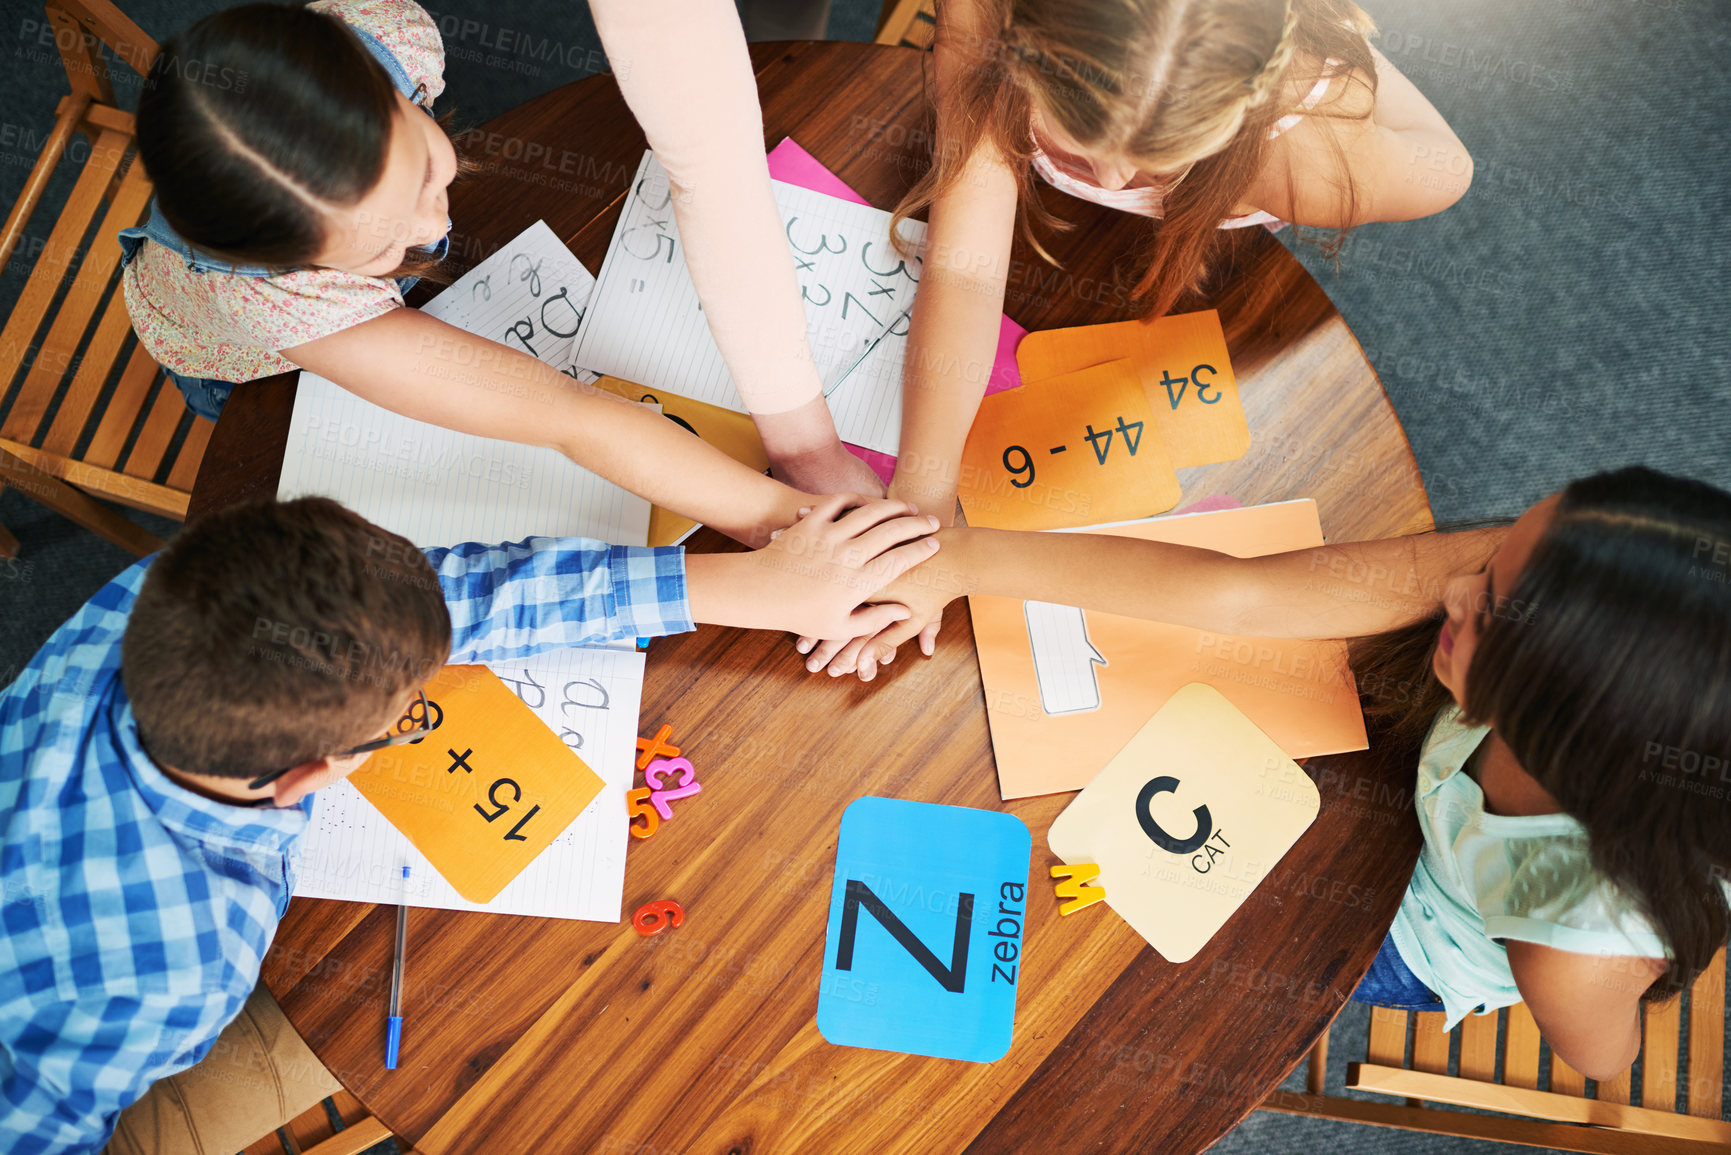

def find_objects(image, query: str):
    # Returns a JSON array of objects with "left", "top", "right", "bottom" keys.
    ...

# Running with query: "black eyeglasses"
[{"left": 246, "top": 690, "right": 440, "bottom": 791}]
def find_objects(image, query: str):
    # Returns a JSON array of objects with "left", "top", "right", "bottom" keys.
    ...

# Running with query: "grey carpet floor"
[{"left": 1, "top": 1, "right": 1727, "bottom": 1152}]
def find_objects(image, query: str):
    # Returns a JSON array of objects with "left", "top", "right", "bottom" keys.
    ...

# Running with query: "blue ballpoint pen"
[{"left": 385, "top": 865, "right": 409, "bottom": 1069}]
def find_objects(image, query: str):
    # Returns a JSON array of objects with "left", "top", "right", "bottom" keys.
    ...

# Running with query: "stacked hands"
[{"left": 738, "top": 494, "right": 958, "bottom": 680}]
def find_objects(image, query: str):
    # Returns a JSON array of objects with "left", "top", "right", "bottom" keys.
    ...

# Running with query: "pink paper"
[{"left": 767, "top": 139, "right": 1026, "bottom": 484}]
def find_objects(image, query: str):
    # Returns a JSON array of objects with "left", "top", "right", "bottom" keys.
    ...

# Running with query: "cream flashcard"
[{"left": 1047, "top": 684, "right": 1320, "bottom": 963}]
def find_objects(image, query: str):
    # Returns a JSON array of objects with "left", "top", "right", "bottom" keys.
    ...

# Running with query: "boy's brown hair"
[{"left": 122, "top": 497, "right": 451, "bottom": 778}]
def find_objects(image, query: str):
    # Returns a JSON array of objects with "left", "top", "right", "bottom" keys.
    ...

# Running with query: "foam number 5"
[
  {"left": 626, "top": 786, "right": 660, "bottom": 840},
  {"left": 644, "top": 756, "right": 702, "bottom": 821}
]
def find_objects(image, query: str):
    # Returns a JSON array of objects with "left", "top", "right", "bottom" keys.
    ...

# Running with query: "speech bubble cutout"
[{"left": 1025, "top": 601, "right": 1108, "bottom": 715}]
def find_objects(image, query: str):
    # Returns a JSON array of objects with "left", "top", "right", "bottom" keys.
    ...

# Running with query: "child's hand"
[
  {"left": 747, "top": 495, "right": 940, "bottom": 640},
  {"left": 795, "top": 544, "right": 969, "bottom": 680}
]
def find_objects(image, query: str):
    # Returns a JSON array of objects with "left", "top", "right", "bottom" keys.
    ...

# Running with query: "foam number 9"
[{"left": 1003, "top": 445, "right": 1036, "bottom": 489}]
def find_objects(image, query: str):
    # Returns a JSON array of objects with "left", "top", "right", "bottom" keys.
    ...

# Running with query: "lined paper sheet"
[
  {"left": 277, "top": 222, "right": 650, "bottom": 549},
  {"left": 277, "top": 221, "right": 652, "bottom": 921},
  {"left": 293, "top": 646, "right": 643, "bottom": 921},
  {"left": 573, "top": 151, "right": 928, "bottom": 455}
]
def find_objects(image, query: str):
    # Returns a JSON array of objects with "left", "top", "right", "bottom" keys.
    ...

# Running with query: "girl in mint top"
[{"left": 822, "top": 465, "right": 1731, "bottom": 1083}]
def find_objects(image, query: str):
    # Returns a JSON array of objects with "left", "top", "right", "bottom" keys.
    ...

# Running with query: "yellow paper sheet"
[
  {"left": 349, "top": 665, "right": 606, "bottom": 903},
  {"left": 1047, "top": 683, "right": 1320, "bottom": 963},
  {"left": 971, "top": 500, "right": 1368, "bottom": 800},
  {"left": 956, "top": 359, "right": 1182, "bottom": 530},
  {"left": 594, "top": 375, "right": 771, "bottom": 546},
  {"left": 1016, "top": 309, "right": 1249, "bottom": 468}
]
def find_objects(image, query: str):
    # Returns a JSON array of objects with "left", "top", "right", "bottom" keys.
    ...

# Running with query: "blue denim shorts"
[
  {"left": 164, "top": 369, "right": 235, "bottom": 422},
  {"left": 1352, "top": 933, "right": 1444, "bottom": 1010}
]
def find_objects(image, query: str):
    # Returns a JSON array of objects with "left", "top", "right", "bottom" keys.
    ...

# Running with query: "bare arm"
[
  {"left": 888, "top": 0, "right": 1020, "bottom": 522},
  {"left": 1243, "top": 47, "right": 1474, "bottom": 226},
  {"left": 915, "top": 524, "right": 1506, "bottom": 637},
  {"left": 587, "top": 0, "right": 878, "bottom": 495},
  {"left": 284, "top": 309, "right": 809, "bottom": 545},
  {"left": 1506, "top": 941, "right": 1660, "bottom": 1082}
]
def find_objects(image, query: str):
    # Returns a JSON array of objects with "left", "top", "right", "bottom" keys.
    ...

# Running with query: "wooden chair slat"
[
  {"left": 1642, "top": 996, "right": 1681, "bottom": 1112},
  {"left": 1347, "top": 1064, "right": 1731, "bottom": 1146},
  {"left": 55, "top": 93, "right": 136, "bottom": 136},
  {"left": 0, "top": 437, "right": 187, "bottom": 519},
  {"left": 45, "top": 0, "right": 157, "bottom": 76},
  {"left": 84, "top": 342, "right": 157, "bottom": 468},
  {"left": 300, "top": 1116, "right": 391, "bottom": 1155},
  {"left": 1600, "top": 1063, "right": 1634, "bottom": 1106},
  {"left": 1412, "top": 1011, "right": 1450, "bottom": 1075},
  {"left": 874, "top": 0, "right": 936, "bottom": 49},
  {"left": 0, "top": 444, "right": 161, "bottom": 554},
  {"left": 240, "top": 1131, "right": 289, "bottom": 1155},
  {"left": 328, "top": 1090, "right": 369, "bottom": 1127},
  {"left": 0, "top": 93, "right": 89, "bottom": 274},
  {"left": 1366, "top": 1006, "right": 1408, "bottom": 1066},
  {"left": 1459, "top": 1010, "right": 1498, "bottom": 1082},
  {"left": 37, "top": 158, "right": 154, "bottom": 455},
  {"left": 1686, "top": 948, "right": 1725, "bottom": 1118},
  {"left": 283, "top": 1098, "right": 337, "bottom": 1152},
  {"left": 1552, "top": 1051, "right": 1588, "bottom": 1098},
  {"left": 120, "top": 383, "right": 185, "bottom": 480},
  {"left": 45, "top": 3, "right": 114, "bottom": 104},
  {"left": 164, "top": 415, "right": 213, "bottom": 492},
  {"left": 1504, "top": 1001, "right": 1542, "bottom": 1090},
  {"left": 1265, "top": 1089, "right": 1727, "bottom": 1155},
  {"left": 0, "top": 126, "right": 130, "bottom": 436}
]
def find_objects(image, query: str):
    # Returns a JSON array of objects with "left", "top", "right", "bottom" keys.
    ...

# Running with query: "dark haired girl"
[
  {"left": 820, "top": 465, "right": 1731, "bottom": 1079},
  {"left": 120, "top": 0, "right": 816, "bottom": 544}
]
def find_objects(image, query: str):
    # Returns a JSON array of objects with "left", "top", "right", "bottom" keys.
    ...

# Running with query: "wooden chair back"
[
  {"left": 0, "top": 0, "right": 208, "bottom": 559},
  {"left": 875, "top": 0, "right": 937, "bottom": 49},
  {"left": 239, "top": 1091, "right": 393, "bottom": 1155},
  {"left": 1262, "top": 946, "right": 1729, "bottom": 1153}
]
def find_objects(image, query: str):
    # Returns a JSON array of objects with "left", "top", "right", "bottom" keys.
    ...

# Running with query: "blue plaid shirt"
[{"left": 0, "top": 538, "right": 689, "bottom": 1154}]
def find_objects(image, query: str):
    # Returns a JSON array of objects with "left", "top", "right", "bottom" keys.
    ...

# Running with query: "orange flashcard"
[
  {"left": 348, "top": 665, "right": 606, "bottom": 902},
  {"left": 1016, "top": 309, "right": 1249, "bottom": 468},
  {"left": 956, "top": 358, "right": 1182, "bottom": 530},
  {"left": 970, "top": 500, "right": 1368, "bottom": 799}
]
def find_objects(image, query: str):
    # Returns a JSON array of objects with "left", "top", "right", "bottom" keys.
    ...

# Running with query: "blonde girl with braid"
[{"left": 812, "top": 0, "right": 1473, "bottom": 673}]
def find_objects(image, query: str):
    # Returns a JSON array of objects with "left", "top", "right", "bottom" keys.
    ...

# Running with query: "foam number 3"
[
  {"left": 644, "top": 756, "right": 701, "bottom": 821},
  {"left": 475, "top": 777, "right": 542, "bottom": 843}
]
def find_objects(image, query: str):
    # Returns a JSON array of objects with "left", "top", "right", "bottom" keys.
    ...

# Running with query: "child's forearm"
[
  {"left": 929, "top": 525, "right": 1506, "bottom": 637},
  {"left": 288, "top": 310, "right": 809, "bottom": 546}
]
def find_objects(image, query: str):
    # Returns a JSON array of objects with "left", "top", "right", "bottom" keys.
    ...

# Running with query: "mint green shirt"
[{"left": 1390, "top": 707, "right": 1679, "bottom": 1028}]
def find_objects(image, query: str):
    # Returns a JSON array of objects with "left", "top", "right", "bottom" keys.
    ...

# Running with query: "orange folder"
[
  {"left": 956, "top": 358, "right": 1182, "bottom": 530},
  {"left": 1016, "top": 309, "right": 1249, "bottom": 468},
  {"left": 349, "top": 665, "right": 606, "bottom": 903},
  {"left": 970, "top": 500, "right": 1368, "bottom": 800}
]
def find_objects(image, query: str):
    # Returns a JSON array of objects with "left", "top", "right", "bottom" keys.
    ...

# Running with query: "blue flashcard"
[{"left": 817, "top": 797, "right": 1032, "bottom": 1062}]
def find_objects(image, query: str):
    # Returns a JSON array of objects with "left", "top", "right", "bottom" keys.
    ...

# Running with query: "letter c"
[{"left": 1137, "top": 776, "right": 1212, "bottom": 854}]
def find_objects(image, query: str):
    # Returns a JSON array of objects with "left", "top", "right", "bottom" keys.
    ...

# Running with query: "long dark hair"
[
  {"left": 892, "top": 0, "right": 1377, "bottom": 318},
  {"left": 136, "top": 3, "right": 449, "bottom": 278},
  {"left": 1354, "top": 467, "right": 1731, "bottom": 1001}
]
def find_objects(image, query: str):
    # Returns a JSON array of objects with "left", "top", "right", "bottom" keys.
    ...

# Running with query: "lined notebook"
[
  {"left": 277, "top": 221, "right": 652, "bottom": 920},
  {"left": 573, "top": 151, "right": 926, "bottom": 455}
]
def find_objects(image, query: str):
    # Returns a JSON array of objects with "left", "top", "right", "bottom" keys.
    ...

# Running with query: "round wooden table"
[{"left": 193, "top": 40, "right": 1434, "bottom": 1155}]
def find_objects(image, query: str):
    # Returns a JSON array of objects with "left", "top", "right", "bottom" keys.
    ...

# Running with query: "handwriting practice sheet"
[
  {"left": 277, "top": 221, "right": 649, "bottom": 548},
  {"left": 573, "top": 151, "right": 927, "bottom": 455},
  {"left": 294, "top": 646, "right": 644, "bottom": 920}
]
